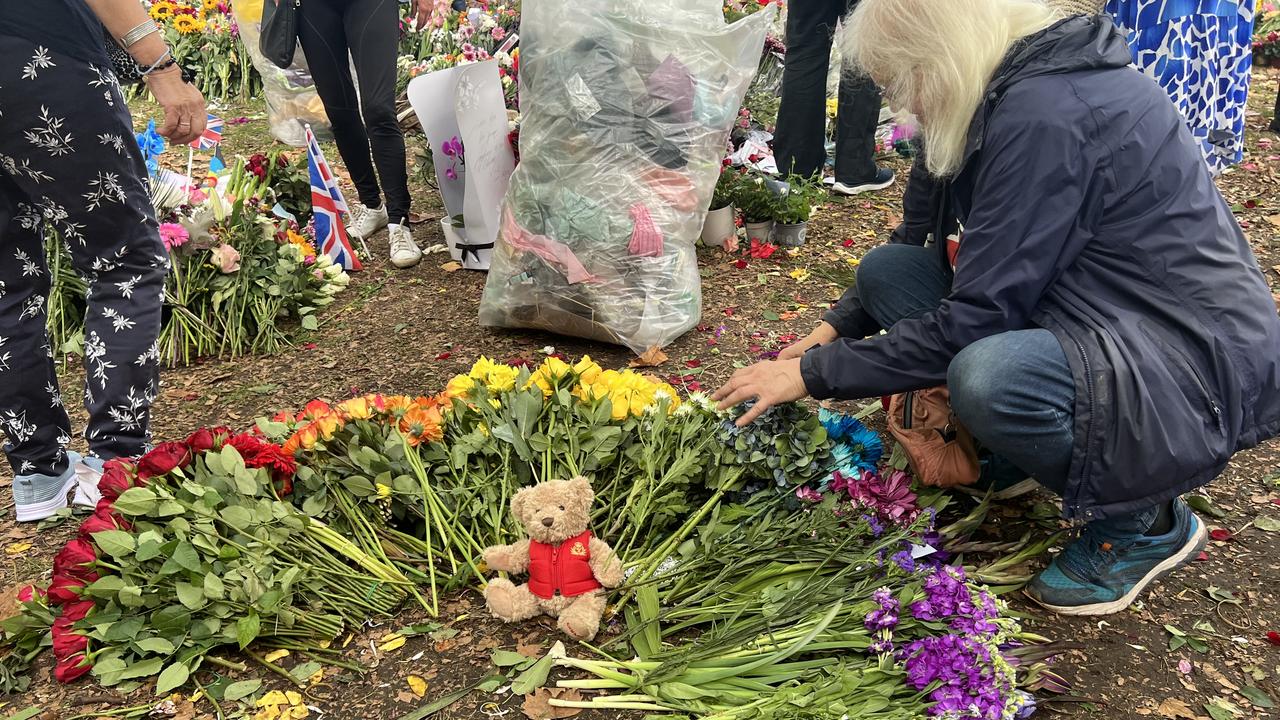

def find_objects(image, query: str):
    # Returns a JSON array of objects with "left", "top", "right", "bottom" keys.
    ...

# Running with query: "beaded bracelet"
[{"left": 141, "top": 49, "right": 176, "bottom": 76}]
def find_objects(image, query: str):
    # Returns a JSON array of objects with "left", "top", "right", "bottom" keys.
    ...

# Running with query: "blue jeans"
[{"left": 855, "top": 245, "right": 1158, "bottom": 531}]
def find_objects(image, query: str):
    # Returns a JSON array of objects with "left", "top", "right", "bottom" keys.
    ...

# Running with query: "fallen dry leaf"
[
  {"left": 629, "top": 346, "right": 669, "bottom": 368},
  {"left": 522, "top": 688, "right": 584, "bottom": 720},
  {"left": 5, "top": 543, "right": 31, "bottom": 555},
  {"left": 1157, "top": 698, "right": 1198, "bottom": 720},
  {"left": 378, "top": 633, "right": 407, "bottom": 652},
  {"left": 263, "top": 649, "right": 290, "bottom": 663},
  {"left": 516, "top": 638, "right": 544, "bottom": 657},
  {"left": 441, "top": 261, "right": 463, "bottom": 272},
  {"left": 407, "top": 675, "right": 428, "bottom": 698}
]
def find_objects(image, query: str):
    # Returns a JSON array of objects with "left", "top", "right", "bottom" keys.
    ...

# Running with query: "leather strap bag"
[
  {"left": 260, "top": 0, "right": 300, "bottom": 70},
  {"left": 887, "top": 386, "right": 980, "bottom": 488}
]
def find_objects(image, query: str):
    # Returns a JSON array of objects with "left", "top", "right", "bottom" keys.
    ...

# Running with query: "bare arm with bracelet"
[{"left": 85, "top": 0, "right": 206, "bottom": 145}]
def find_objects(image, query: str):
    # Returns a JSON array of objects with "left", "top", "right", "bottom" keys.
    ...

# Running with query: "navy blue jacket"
[{"left": 800, "top": 16, "right": 1280, "bottom": 521}]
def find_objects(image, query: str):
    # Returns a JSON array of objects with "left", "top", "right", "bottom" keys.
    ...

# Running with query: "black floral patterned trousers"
[{"left": 0, "top": 36, "right": 167, "bottom": 477}]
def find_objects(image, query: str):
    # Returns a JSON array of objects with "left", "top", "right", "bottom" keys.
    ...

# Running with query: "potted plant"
[
  {"left": 734, "top": 171, "right": 779, "bottom": 244},
  {"left": 701, "top": 164, "right": 740, "bottom": 248},
  {"left": 771, "top": 174, "right": 822, "bottom": 247}
]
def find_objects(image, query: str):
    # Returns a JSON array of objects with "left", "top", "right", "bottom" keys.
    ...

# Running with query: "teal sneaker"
[
  {"left": 1026, "top": 498, "right": 1206, "bottom": 615},
  {"left": 13, "top": 450, "right": 82, "bottom": 522}
]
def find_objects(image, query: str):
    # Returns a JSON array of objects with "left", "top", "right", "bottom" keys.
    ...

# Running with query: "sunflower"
[
  {"left": 202, "top": 0, "right": 219, "bottom": 11},
  {"left": 172, "top": 14, "right": 205, "bottom": 34},
  {"left": 149, "top": 1, "right": 176, "bottom": 21}
]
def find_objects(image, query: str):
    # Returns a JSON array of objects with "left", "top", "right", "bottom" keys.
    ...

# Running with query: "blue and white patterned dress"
[{"left": 1105, "top": 0, "right": 1256, "bottom": 173}]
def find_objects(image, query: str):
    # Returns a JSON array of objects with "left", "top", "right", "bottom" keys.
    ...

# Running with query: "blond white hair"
[{"left": 840, "top": 0, "right": 1062, "bottom": 177}]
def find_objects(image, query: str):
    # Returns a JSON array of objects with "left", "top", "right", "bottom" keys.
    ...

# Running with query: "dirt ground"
[{"left": 1, "top": 72, "right": 1278, "bottom": 720}]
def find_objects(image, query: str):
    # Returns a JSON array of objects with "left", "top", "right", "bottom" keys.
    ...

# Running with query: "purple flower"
[
  {"left": 837, "top": 469, "right": 920, "bottom": 526},
  {"left": 900, "top": 634, "right": 1014, "bottom": 719},
  {"left": 869, "top": 637, "right": 895, "bottom": 654},
  {"left": 891, "top": 550, "right": 916, "bottom": 573},
  {"left": 864, "top": 587, "right": 900, "bottom": 631},
  {"left": 794, "top": 485, "right": 822, "bottom": 503},
  {"left": 445, "top": 167, "right": 458, "bottom": 181},
  {"left": 862, "top": 513, "right": 885, "bottom": 537}
]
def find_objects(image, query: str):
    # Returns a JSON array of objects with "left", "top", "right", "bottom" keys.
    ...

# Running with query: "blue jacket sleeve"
[{"left": 801, "top": 109, "right": 1098, "bottom": 400}]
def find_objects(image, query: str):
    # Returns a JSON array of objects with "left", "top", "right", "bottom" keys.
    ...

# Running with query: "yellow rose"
[
  {"left": 528, "top": 356, "right": 572, "bottom": 396},
  {"left": 445, "top": 374, "right": 476, "bottom": 400},
  {"left": 336, "top": 396, "right": 372, "bottom": 420},
  {"left": 573, "top": 355, "right": 603, "bottom": 385}
]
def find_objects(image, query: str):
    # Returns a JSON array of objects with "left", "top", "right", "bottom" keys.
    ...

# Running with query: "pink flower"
[
  {"left": 492, "top": 26, "right": 507, "bottom": 41},
  {"left": 158, "top": 223, "right": 189, "bottom": 252},
  {"left": 210, "top": 244, "right": 241, "bottom": 274},
  {"left": 795, "top": 486, "right": 822, "bottom": 502}
]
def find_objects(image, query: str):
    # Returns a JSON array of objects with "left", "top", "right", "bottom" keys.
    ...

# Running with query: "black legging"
[{"left": 297, "top": 0, "right": 410, "bottom": 223}]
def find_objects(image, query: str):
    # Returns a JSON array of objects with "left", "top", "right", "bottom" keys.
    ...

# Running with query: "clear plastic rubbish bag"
[
  {"left": 231, "top": 0, "right": 332, "bottom": 147},
  {"left": 478, "top": 0, "right": 773, "bottom": 354}
]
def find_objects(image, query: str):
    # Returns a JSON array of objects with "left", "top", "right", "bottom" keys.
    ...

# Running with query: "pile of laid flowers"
[
  {"left": 144, "top": 0, "right": 263, "bottom": 101},
  {"left": 46, "top": 128, "right": 348, "bottom": 366},
  {"left": 0, "top": 357, "right": 1063, "bottom": 719},
  {"left": 396, "top": 0, "right": 522, "bottom": 113}
]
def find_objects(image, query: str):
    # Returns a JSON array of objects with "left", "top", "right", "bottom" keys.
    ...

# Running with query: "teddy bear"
[{"left": 482, "top": 476, "right": 624, "bottom": 641}]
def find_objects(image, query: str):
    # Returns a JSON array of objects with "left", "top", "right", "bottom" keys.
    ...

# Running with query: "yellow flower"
[
  {"left": 149, "top": 1, "right": 176, "bottom": 21},
  {"left": 375, "top": 483, "right": 392, "bottom": 501},
  {"left": 527, "top": 356, "right": 571, "bottom": 396},
  {"left": 336, "top": 396, "right": 373, "bottom": 420},
  {"left": 573, "top": 355, "right": 602, "bottom": 385},
  {"left": 203, "top": 0, "right": 219, "bottom": 10},
  {"left": 789, "top": 268, "right": 811, "bottom": 282},
  {"left": 468, "top": 356, "right": 518, "bottom": 392},
  {"left": 445, "top": 374, "right": 476, "bottom": 400},
  {"left": 173, "top": 14, "right": 205, "bottom": 34}
]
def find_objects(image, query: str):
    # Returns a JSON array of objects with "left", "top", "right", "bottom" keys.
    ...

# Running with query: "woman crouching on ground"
[{"left": 714, "top": 0, "right": 1280, "bottom": 615}]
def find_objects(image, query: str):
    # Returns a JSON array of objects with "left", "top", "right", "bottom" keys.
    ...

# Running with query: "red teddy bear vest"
[{"left": 527, "top": 530, "right": 602, "bottom": 600}]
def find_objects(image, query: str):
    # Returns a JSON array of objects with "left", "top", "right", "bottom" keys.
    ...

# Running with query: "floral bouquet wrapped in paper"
[{"left": 478, "top": 0, "right": 773, "bottom": 354}]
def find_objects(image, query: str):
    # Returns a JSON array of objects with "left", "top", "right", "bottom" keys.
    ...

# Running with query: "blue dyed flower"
[
  {"left": 135, "top": 119, "right": 166, "bottom": 177},
  {"left": 820, "top": 409, "right": 884, "bottom": 474}
]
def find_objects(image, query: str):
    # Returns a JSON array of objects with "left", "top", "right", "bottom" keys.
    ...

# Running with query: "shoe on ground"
[
  {"left": 831, "top": 168, "right": 896, "bottom": 196},
  {"left": 388, "top": 223, "right": 423, "bottom": 269},
  {"left": 13, "top": 450, "right": 83, "bottom": 522},
  {"left": 73, "top": 455, "right": 104, "bottom": 508},
  {"left": 347, "top": 202, "right": 389, "bottom": 240},
  {"left": 1025, "top": 498, "right": 1206, "bottom": 616}
]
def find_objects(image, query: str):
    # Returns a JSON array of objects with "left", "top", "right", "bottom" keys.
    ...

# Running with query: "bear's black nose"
[{"left": 541, "top": 517, "right": 554, "bottom": 527}]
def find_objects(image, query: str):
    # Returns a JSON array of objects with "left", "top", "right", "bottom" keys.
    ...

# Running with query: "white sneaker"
[
  {"left": 388, "top": 223, "right": 423, "bottom": 268},
  {"left": 347, "top": 203, "right": 389, "bottom": 240},
  {"left": 13, "top": 451, "right": 82, "bottom": 523}
]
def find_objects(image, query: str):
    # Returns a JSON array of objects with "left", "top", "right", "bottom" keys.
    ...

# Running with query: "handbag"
[
  {"left": 101, "top": 25, "right": 144, "bottom": 86},
  {"left": 260, "top": 0, "right": 300, "bottom": 70},
  {"left": 886, "top": 386, "right": 980, "bottom": 489}
]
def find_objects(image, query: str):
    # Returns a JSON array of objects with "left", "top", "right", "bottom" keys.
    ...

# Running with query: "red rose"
[
  {"left": 53, "top": 539, "right": 97, "bottom": 579},
  {"left": 16, "top": 585, "right": 43, "bottom": 603},
  {"left": 51, "top": 623, "right": 88, "bottom": 657},
  {"left": 54, "top": 653, "right": 92, "bottom": 683},
  {"left": 227, "top": 432, "right": 265, "bottom": 459},
  {"left": 78, "top": 507, "right": 129, "bottom": 537},
  {"left": 137, "top": 442, "right": 193, "bottom": 480},
  {"left": 186, "top": 428, "right": 216, "bottom": 453},
  {"left": 60, "top": 600, "right": 94, "bottom": 623},
  {"left": 47, "top": 574, "right": 91, "bottom": 605},
  {"left": 98, "top": 460, "right": 136, "bottom": 502}
]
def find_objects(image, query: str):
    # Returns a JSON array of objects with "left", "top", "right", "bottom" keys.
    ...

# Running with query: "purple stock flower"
[
  {"left": 910, "top": 565, "right": 1002, "bottom": 638},
  {"left": 864, "top": 587, "right": 900, "bottom": 632},
  {"left": 891, "top": 550, "right": 916, "bottom": 573},
  {"left": 900, "top": 634, "right": 1015, "bottom": 719}
]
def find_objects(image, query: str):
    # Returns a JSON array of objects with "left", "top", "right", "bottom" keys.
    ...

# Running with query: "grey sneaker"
[
  {"left": 13, "top": 450, "right": 82, "bottom": 522},
  {"left": 347, "top": 202, "right": 389, "bottom": 240}
]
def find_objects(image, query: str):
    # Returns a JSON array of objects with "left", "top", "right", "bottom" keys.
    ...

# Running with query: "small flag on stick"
[{"left": 305, "top": 124, "right": 362, "bottom": 271}]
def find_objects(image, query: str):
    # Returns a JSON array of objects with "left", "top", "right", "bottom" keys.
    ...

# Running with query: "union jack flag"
[
  {"left": 305, "top": 124, "right": 362, "bottom": 271},
  {"left": 188, "top": 114, "right": 224, "bottom": 150}
]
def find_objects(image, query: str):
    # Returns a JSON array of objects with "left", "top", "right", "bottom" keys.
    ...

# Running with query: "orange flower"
[
  {"left": 286, "top": 422, "right": 321, "bottom": 453},
  {"left": 399, "top": 400, "right": 443, "bottom": 446},
  {"left": 363, "top": 393, "right": 388, "bottom": 414},
  {"left": 313, "top": 412, "right": 343, "bottom": 441},
  {"left": 299, "top": 399, "right": 333, "bottom": 422},
  {"left": 384, "top": 395, "right": 414, "bottom": 415}
]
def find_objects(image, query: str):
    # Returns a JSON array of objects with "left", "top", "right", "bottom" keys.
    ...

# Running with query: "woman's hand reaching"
[
  {"left": 713, "top": 358, "right": 810, "bottom": 427},
  {"left": 777, "top": 321, "right": 838, "bottom": 361},
  {"left": 145, "top": 67, "right": 206, "bottom": 145}
]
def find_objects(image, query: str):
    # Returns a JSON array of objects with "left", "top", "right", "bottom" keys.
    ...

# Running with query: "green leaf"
[
  {"left": 172, "top": 542, "right": 203, "bottom": 573},
  {"left": 85, "top": 575, "right": 126, "bottom": 599},
  {"left": 155, "top": 662, "right": 190, "bottom": 694},
  {"left": 509, "top": 654, "right": 552, "bottom": 694},
  {"left": 301, "top": 315, "right": 318, "bottom": 331},
  {"left": 151, "top": 607, "right": 192, "bottom": 635},
  {"left": 1204, "top": 698, "right": 1242, "bottom": 720},
  {"left": 1164, "top": 624, "right": 1186, "bottom": 637},
  {"left": 104, "top": 618, "right": 145, "bottom": 643},
  {"left": 340, "top": 476, "right": 376, "bottom": 497},
  {"left": 475, "top": 674, "right": 506, "bottom": 693},
  {"left": 113, "top": 486, "right": 159, "bottom": 516},
  {"left": 219, "top": 506, "right": 255, "bottom": 530},
  {"left": 289, "top": 661, "right": 323, "bottom": 684},
  {"left": 136, "top": 539, "right": 163, "bottom": 562},
  {"left": 118, "top": 657, "right": 165, "bottom": 680},
  {"left": 204, "top": 573, "right": 226, "bottom": 600},
  {"left": 220, "top": 444, "right": 246, "bottom": 473},
  {"left": 1185, "top": 494, "right": 1227, "bottom": 519},
  {"left": 91, "top": 529, "right": 137, "bottom": 559},
  {"left": 1254, "top": 515, "right": 1280, "bottom": 532},
  {"left": 237, "top": 612, "right": 260, "bottom": 649},
  {"left": 762, "top": 310, "right": 780, "bottom": 321},
  {"left": 176, "top": 582, "right": 206, "bottom": 610},
  {"left": 223, "top": 679, "right": 263, "bottom": 701},
  {"left": 490, "top": 650, "right": 529, "bottom": 668},
  {"left": 1242, "top": 686, "right": 1275, "bottom": 709},
  {"left": 5, "top": 708, "right": 44, "bottom": 720},
  {"left": 135, "top": 637, "right": 176, "bottom": 655}
]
